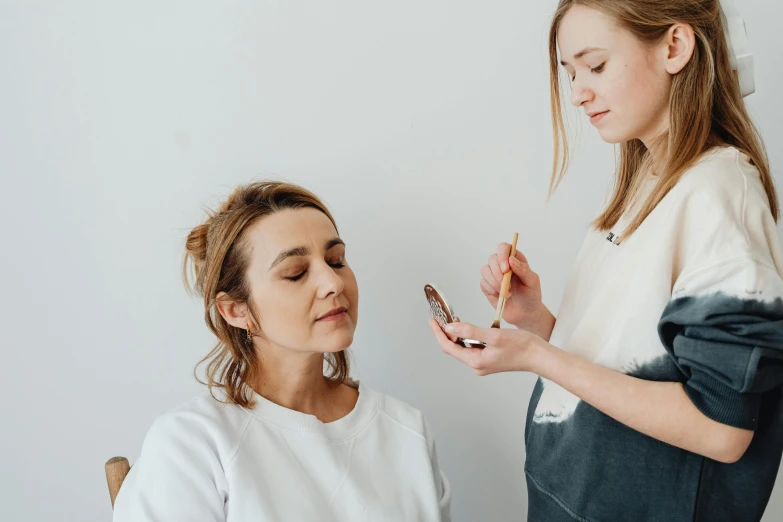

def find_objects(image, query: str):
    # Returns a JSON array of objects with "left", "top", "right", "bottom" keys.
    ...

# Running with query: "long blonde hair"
[
  {"left": 548, "top": 0, "right": 778, "bottom": 238},
  {"left": 183, "top": 181, "right": 351, "bottom": 408}
]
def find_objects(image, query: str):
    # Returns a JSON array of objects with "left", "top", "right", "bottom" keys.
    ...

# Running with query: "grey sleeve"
[{"left": 658, "top": 260, "right": 783, "bottom": 430}]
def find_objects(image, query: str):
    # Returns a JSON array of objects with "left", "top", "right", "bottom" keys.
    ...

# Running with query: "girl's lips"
[{"left": 589, "top": 110, "right": 609, "bottom": 124}]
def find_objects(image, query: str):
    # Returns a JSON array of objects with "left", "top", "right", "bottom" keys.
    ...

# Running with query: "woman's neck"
[{"left": 250, "top": 345, "right": 356, "bottom": 423}]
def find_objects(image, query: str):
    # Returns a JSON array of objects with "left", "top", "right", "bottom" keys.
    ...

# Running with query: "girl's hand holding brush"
[{"left": 480, "top": 237, "right": 556, "bottom": 341}]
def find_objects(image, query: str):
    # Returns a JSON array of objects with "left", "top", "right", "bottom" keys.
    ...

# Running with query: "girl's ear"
[{"left": 663, "top": 23, "right": 696, "bottom": 75}]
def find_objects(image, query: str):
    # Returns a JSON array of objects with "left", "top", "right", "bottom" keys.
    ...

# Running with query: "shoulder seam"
[
  {"left": 675, "top": 253, "right": 777, "bottom": 291},
  {"left": 734, "top": 149, "right": 753, "bottom": 250},
  {"left": 378, "top": 409, "right": 426, "bottom": 442},
  {"left": 224, "top": 412, "right": 254, "bottom": 470}
]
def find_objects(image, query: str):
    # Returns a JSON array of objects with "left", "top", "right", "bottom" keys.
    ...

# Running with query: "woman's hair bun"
[{"left": 185, "top": 222, "right": 210, "bottom": 264}]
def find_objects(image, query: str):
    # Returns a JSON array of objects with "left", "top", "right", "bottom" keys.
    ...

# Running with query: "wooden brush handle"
[
  {"left": 499, "top": 233, "right": 519, "bottom": 298},
  {"left": 492, "top": 233, "right": 519, "bottom": 327}
]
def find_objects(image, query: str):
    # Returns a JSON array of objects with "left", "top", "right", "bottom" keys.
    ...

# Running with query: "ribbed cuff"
[{"left": 685, "top": 371, "right": 761, "bottom": 430}]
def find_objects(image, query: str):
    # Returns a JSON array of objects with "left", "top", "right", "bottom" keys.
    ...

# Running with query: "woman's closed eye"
[
  {"left": 285, "top": 271, "right": 306, "bottom": 282},
  {"left": 285, "top": 260, "right": 346, "bottom": 282}
]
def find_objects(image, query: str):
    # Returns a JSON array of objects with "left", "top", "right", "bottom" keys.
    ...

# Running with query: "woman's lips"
[
  {"left": 319, "top": 311, "right": 347, "bottom": 322},
  {"left": 317, "top": 307, "right": 348, "bottom": 322}
]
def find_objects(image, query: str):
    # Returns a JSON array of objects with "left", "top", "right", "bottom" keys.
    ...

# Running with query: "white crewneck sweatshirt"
[{"left": 113, "top": 381, "right": 451, "bottom": 521}]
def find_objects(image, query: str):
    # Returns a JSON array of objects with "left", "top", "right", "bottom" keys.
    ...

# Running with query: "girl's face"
[
  {"left": 241, "top": 207, "right": 359, "bottom": 356},
  {"left": 557, "top": 5, "right": 674, "bottom": 146}
]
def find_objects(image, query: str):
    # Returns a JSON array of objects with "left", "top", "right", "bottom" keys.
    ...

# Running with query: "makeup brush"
[{"left": 491, "top": 232, "right": 519, "bottom": 329}]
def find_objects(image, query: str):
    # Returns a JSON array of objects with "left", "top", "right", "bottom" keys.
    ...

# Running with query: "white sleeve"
[
  {"left": 113, "top": 412, "right": 229, "bottom": 522},
  {"left": 424, "top": 419, "right": 452, "bottom": 522}
]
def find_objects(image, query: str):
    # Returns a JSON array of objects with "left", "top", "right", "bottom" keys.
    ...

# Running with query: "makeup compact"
[
  {"left": 424, "top": 284, "right": 486, "bottom": 348},
  {"left": 425, "top": 232, "right": 519, "bottom": 348}
]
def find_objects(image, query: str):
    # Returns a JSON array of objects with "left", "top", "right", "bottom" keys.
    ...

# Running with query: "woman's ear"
[
  {"left": 216, "top": 291, "right": 251, "bottom": 330},
  {"left": 664, "top": 22, "right": 696, "bottom": 75}
]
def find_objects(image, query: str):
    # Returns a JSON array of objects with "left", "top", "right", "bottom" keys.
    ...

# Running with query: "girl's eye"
[
  {"left": 591, "top": 62, "right": 605, "bottom": 74},
  {"left": 329, "top": 261, "right": 346, "bottom": 269}
]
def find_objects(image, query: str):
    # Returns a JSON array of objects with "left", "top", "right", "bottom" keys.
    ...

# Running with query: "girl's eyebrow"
[{"left": 560, "top": 47, "right": 605, "bottom": 66}]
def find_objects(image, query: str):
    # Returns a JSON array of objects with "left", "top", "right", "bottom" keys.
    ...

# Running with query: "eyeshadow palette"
[{"left": 424, "top": 284, "right": 486, "bottom": 348}]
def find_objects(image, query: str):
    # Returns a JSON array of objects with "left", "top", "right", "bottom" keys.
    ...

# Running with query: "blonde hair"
[
  {"left": 548, "top": 0, "right": 778, "bottom": 238},
  {"left": 183, "top": 181, "right": 350, "bottom": 408}
]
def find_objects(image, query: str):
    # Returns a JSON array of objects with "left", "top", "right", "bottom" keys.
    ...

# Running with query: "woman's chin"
[{"left": 321, "top": 330, "right": 355, "bottom": 353}]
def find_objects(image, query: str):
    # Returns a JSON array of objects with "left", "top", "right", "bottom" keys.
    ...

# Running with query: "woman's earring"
[{"left": 246, "top": 327, "right": 253, "bottom": 346}]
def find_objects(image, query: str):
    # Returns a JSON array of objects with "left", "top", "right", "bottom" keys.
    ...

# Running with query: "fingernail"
[
  {"left": 510, "top": 257, "right": 519, "bottom": 266},
  {"left": 444, "top": 324, "right": 457, "bottom": 334},
  {"left": 501, "top": 262, "right": 509, "bottom": 272}
]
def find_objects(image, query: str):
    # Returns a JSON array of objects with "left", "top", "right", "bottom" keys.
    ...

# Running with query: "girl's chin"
[{"left": 598, "top": 129, "right": 628, "bottom": 144}]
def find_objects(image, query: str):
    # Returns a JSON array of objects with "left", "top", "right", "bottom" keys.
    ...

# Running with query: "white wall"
[{"left": 1, "top": 1, "right": 781, "bottom": 521}]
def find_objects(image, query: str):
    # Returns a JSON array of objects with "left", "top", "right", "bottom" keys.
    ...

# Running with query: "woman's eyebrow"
[
  {"left": 268, "top": 238, "right": 344, "bottom": 270},
  {"left": 269, "top": 246, "right": 310, "bottom": 270},
  {"left": 325, "top": 238, "right": 345, "bottom": 250}
]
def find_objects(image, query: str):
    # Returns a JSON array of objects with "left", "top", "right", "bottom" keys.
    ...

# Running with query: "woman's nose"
[{"left": 315, "top": 263, "right": 345, "bottom": 298}]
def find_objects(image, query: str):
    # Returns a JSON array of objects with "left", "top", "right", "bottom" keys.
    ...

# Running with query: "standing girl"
[{"left": 430, "top": 1, "right": 783, "bottom": 521}]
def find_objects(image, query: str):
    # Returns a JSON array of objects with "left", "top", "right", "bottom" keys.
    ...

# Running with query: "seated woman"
[{"left": 113, "top": 181, "right": 451, "bottom": 521}]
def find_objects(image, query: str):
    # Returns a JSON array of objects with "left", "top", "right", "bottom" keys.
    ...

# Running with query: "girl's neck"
[{"left": 641, "top": 131, "right": 669, "bottom": 176}]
